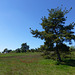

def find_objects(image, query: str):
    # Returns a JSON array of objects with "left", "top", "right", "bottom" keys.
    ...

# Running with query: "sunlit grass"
[{"left": 0, "top": 52, "right": 75, "bottom": 75}]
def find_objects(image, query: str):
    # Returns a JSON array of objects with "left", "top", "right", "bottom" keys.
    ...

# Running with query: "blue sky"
[{"left": 0, "top": 0, "right": 75, "bottom": 52}]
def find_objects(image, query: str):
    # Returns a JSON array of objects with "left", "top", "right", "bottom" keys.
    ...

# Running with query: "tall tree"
[{"left": 30, "top": 7, "right": 75, "bottom": 62}]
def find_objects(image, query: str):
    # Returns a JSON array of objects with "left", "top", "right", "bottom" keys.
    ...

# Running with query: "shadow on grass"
[{"left": 57, "top": 59, "right": 75, "bottom": 67}]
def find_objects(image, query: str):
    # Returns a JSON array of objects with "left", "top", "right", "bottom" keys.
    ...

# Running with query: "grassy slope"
[{"left": 0, "top": 52, "right": 75, "bottom": 75}]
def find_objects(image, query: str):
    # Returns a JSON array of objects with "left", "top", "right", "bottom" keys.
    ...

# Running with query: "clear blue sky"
[{"left": 0, "top": 0, "right": 75, "bottom": 52}]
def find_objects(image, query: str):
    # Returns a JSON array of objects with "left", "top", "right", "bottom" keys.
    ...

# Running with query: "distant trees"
[
  {"left": 2, "top": 43, "right": 40, "bottom": 53},
  {"left": 15, "top": 48, "right": 21, "bottom": 53},
  {"left": 21, "top": 43, "right": 29, "bottom": 52},
  {"left": 2, "top": 48, "right": 12, "bottom": 53},
  {"left": 2, "top": 43, "right": 30, "bottom": 53},
  {"left": 2, "top": 48, "right": 8, "bottom": 53},
  {"left": 15, "top": 43, "right": 29, "bottom": 53},
  {"left": 7, "top": 50, "right": 12, "bottom": 53},
  {"left": 30, "top": 7, "right": 75, "bottom": 62}
]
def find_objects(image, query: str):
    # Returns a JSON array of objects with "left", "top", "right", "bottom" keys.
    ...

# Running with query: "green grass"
[{"left": 0, "top": 52, "right": 75, "bottom": 75}]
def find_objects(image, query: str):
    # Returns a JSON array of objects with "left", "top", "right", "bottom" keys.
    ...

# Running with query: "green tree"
[
  {"left": 16, "top": 48, "right": 21, "bottom": 53},
  {"left": 69, "top": 46, "right": 75, "bottom": 51},
  {"left": 38, "top": 45, "right": 48, "bottom": 52},
  {"left": 30, "top": 7, "right": 75, "bottom": 62},
  {"left": 21, "top": 43, "right": 29, "bottom": 52},
  {"left": 2, "top": 48, "right": 8, "bottom": 53},
  {"left": 7, "top": 50, "right": 12, "bottom": 53},
  {"left": 2, "top": 48, "right": 12, "bottom": 53}
]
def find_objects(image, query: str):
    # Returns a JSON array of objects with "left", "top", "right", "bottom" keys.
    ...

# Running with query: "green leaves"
[{"left": 30, "top": 6, "right": 75, "bottom": 49}]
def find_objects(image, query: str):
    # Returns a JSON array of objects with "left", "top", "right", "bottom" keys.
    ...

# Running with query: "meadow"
[{"left": 0, "top": 52, "right": 75, "bottom": 75}]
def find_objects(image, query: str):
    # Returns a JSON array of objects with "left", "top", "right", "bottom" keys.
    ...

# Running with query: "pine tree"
[{"left": 30, "top": 7, "right": 75, "bottom": 62}]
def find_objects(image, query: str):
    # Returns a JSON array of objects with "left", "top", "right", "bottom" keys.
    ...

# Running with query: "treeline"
[
  {"left": 2, "top": 43, "right": 40, "bottom": 53},
  {"left": 2, "top": 43, "right": 75, "bottom": 54}
]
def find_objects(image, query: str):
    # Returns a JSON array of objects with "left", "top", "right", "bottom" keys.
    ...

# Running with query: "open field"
[{"left": 0, "top": 52, "right": 75, "bottom": 75}]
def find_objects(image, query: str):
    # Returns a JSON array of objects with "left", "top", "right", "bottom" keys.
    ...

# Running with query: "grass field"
[{"left": 0, "top": 52, "right": 75, "bottom": 75}]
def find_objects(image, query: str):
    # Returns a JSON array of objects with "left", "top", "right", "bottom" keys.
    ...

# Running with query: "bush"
[
  {"left": 69, "top": 46, "right": 75, "bottom": 52},
  {"left": 41, "top": 44, "right": 71, "bottom": 60},
  {"left": 27, "top": 50, "right": 31, "bottom": 52},
  {"left": 15, "top": 48, "right": 21, "bottom": 53},
  {"left": 41, "top": 50, "right": 57, "bottom": 60}
]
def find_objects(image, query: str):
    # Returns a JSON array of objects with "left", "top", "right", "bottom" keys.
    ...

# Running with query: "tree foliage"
[
  {"left": 21, "top": 43, "right": 29, "bottom": 52},
  {"left": 30, "top": 7, "right": 75, "bottom": 61},
  {"left": 2, "top": 48, "right": 12, "bottom": 53},
  {"left": 69, "top": 46, "right": 75, "bottom": 52},
  {"left": 16, "top": 48, "right": 21, "bottom": 53}
]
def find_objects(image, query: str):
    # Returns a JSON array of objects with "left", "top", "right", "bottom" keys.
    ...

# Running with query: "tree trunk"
[{"left": 56, "top": 44, "right": 62, "bottom": 62}]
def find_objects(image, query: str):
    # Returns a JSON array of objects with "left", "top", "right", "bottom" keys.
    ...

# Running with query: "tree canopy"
[
  {"left": 30, "top": 7, "right": 75, "bottom": 61},
  {"left": 21, "top": 43, "right": 29, "bottom": 52}
]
